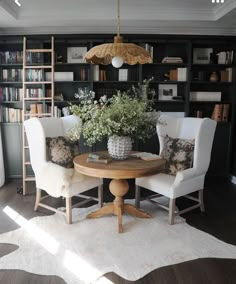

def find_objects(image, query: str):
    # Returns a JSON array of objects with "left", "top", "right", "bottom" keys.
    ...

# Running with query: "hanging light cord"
[{"left": 117, "top": 0, "right": 120, "bottom": 36}]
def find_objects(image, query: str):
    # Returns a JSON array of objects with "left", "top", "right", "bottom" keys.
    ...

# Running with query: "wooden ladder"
[{"left": 22, "top": 36, "right": 55, "bottom": 195}]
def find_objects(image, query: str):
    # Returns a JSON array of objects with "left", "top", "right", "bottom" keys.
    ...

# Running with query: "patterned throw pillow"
[
  {"left": 46, "top": 136, "right": 79, "bottom": 168},
  {"left": 161, "top": 135, "right": 195, "bottom": 176}
]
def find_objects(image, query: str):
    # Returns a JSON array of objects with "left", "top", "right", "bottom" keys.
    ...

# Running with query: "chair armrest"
[{"left": 174, "top": 168, "right": 199, "bottom": 183}]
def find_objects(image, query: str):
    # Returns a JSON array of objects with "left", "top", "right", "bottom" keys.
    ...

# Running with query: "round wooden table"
[{"left": 74, "top": 152, "right": 166, "bottom": 233}]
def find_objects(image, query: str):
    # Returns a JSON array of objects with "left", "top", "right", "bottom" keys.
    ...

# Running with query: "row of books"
[
  {"left": 169, "top": 68, "right": 187, "bottom": 81},
  {"left": 191, "top": 68, "right": 232, "bottom": 82},
  {"left": 0, "top": 51, "right": 23, "bottom": 64},
  {"left": 0, "top": 87, "right": 23, "bottom": 102},
  {"left": 145, "top": 43, "right": 154, "bottom": 60},
  {"left": 211, "top": 104, "right": 230, "bottom": 122},
  {"left": 29, "top": 104, "right": 62, "bottom": 118},
  {"left": 1, "top": 107, "right": 22, "bottom": 122},
  {"left": 217, "top": 51, "right": 234, "bottom": 64},
  {"left": 1, "top": 69, "right": 22, "bottom": 82},
  {"left": 26, "top": 69, "right": 43, "bottom": 82}
]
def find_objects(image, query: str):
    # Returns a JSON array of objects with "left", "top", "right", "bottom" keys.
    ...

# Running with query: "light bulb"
[{"left": 112, "top": 56, "right": 124, "bottom": 68}]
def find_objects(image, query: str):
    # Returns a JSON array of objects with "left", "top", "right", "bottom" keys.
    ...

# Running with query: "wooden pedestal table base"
[
  {"left": 73, "top": 152, "right": 165, "bottom": 233},
  {"left": 87, "top": 179, "right": 151, "bottom": 233}
]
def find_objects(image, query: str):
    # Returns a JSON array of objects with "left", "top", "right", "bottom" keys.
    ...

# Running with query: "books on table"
[
  {"left": 130, "top": 152, "right": 162, "bottom": 161},
  {"left": 87, "top": 153, "right": 112, "bottom": 164}
]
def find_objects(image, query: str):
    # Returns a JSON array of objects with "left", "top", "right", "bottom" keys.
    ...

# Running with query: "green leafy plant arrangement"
[{"left": 70, "top": 89, "right": 162, "bottom": 147}]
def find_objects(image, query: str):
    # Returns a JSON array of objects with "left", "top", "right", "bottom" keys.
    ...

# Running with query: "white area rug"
[{"left": 0, "top": 200, "right": 236, "bottom": 284}]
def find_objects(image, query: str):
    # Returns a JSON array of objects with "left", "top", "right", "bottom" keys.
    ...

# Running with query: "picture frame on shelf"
[
  {"left": 67, "top": 47, "right": 87, "bottom": 63},
  {"left": 193, "top": 48, "right": 213, "bottom": 64},
  {"left": 158, "top": 84, "right": 177, "bottom": 101}
]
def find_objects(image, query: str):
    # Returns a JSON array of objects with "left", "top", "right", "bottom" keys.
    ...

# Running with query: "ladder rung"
[
  {"left": 24, "top": 177, "right": 35, "bottom": 181},
  {"left": 24, "top": 65, "right": 53, "bottom": 69},
  {"left": 24, "top": 161, "right": 31, "bottom": 165},
  {"left": 24, "top": 81, "right": 53, "bottom": 85},
  {"left": 24, "top": 146, "right": 29, "bottom": 149},
  {"left": 24, "top": 97, "right": 53, "bottom": 101},
  {"left": 24, "top": 113, "right": 52, "bottom": 117},
  {"left": 26, "top": 49, "right": 53, "bottom": 53}
]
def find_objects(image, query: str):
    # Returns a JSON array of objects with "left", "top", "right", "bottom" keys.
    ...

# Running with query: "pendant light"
[{"left": 84, "top": 0, "right": 153, "bottom": 68}]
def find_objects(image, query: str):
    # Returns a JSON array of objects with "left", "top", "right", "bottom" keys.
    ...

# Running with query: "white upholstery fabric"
[
  {"left": 24, "top": 116, "right": 102, "bottom": 198},
  {"left": 136, "top": 115, "right": 216, "bottom": 199},
  {"left": 0, "top": 127, "right": 5, "bottom": 187}
]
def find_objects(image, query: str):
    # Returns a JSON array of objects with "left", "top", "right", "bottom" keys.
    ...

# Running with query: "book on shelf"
[
  {"left": 99, "top": 69, "right": 107, "bottom": 81},
  {"left": 93, "top": 65, "right": 99, "bottom": 81},
  {"left": 80, "top": 68, "right": 87, "bottom": 81},
  {"left": 220, "top": 68, "right": 232, "bottom": 82},
  {"left": 118, "top": 69, "right": 128, "bottom": 81},
  {"left": 222, "top": 104, "right": 230, "bottom": 122},
  {"left": 30, "top": 104, "right": 37, "bottom": 117},
  {"left": 145, "top": 43, "right": 153, "bottom": 59},
  {"left": 36, "top": 104, "right": 43, "bottom": 117},
  {"left": 211, "top": 104, "right": 223, "bottom": 122},
  {"left": 87, "top": 153, "right": 112, "bottom": 164},
  {"left": 195, "top": 110, "right": 203, "bottom": 118}
]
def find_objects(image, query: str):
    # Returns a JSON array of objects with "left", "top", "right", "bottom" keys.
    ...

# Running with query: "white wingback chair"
[
  {"left": 24, "top": 115, "right": 103, "bottom": 224},
  {"left": 135, "top": 115, "right": 217, "bottom": 225}
]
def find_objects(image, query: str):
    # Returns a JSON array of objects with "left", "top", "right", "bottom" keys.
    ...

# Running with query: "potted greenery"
[{"left": 70, "top": 88, "right": 162, "bottom": 160}]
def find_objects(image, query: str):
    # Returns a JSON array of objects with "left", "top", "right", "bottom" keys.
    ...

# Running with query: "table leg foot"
[
  {"left": 124, "top": 204, "right": 152, "bottom": 218},
  {"left": 87, "top": 203, "right": 114, "bottom": 218},
  {"left": 117, "top": 205, "right": 123, "bottom": 233}
]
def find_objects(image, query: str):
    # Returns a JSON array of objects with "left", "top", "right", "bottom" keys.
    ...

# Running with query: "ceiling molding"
[
  {"left": 1, "top": 25, "right": 235, "bottom": 36},
  {"left": 0, "top": 0, "right": 18, "bottom": 19},
  {"left": 214, "top": 0, "right": 236, "bottom": 20}
]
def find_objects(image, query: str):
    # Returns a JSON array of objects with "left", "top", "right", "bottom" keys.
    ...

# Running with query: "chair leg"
[
  {"left": 135, "top": 185, "right": 141, "bottom": 208},
  {"left": 34, "top": 188, "right": 41, "bottom": 211},
  {"left": 199, "top": 189, "right": 205, "bottom": 212},
  {"left": 98, "top": 184, "right": 103, "bottom": 208},
  {"left": 66, "top": 197, "right": 72, "bottom": 224},
  {"left": 169, "top": 198, "right": 176, "bottom": 225}
]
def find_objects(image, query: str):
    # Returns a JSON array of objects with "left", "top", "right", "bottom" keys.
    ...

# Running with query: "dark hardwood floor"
[{"left": 0, "top": 177, "right": 236, "bottom": 284}]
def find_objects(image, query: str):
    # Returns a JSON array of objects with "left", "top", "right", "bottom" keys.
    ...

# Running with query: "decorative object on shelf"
[
  {"left": 209, "top": 71, "right": 218, "bottom": 82},
  {"left": 107, "top": 136, "right": 132, "bottom": 160},
  {"left": 128, "top": 77, "right": 155, "bottom": 100},
  {"left": 158, "top": 84, "right": 177, "bottom": 101},
  {"left": 193, "top": 48, "right": 213, "bottom": 64},
  {"left": 70, "top": 89, "right": 163, "bottom": 157},
  {"left": 84, "top": 0, "right": 152, "bottom": 68},
  {"left": 67, "top": 47, "right": 87, "bottom": 63}
]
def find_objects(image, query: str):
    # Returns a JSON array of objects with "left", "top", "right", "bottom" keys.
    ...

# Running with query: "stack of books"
[
  {"left": 87, "top": 153, "right": 112, "bottom": 164},
  {"left": 129, "top": 152, "right": 162, "bottom": 161},
  {"left": 211, "top": 104, "right": 230, "bottom": 122},
  {"left": 162, "top": 57, "right": 183, "bottom": 63}
]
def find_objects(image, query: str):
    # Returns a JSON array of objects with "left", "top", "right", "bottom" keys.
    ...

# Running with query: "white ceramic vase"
[{"left": 107, "top": 136, "right": 132, "bottom": 160}]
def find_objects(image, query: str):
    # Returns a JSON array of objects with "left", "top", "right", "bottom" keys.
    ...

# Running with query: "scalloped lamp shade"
[{"left": 84, "top": 36, "right": 153, "bottom": 65}]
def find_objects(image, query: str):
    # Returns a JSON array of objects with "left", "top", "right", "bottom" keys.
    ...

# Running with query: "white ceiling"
[{"left": 0, "top": 0, "right": 236, "bottom": 35}]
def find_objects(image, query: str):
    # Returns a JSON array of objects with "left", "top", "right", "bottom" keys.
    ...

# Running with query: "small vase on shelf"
[
  {"left": 209, "top": 72, "right": 218, "bottom": 82},
  {"left": 107, "top": 136, "right": 132, "bottom": 160}
]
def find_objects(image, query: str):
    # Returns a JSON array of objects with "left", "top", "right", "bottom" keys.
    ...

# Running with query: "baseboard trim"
[{"left": 230, "top": 175, "right": 236, "bottom": 184}]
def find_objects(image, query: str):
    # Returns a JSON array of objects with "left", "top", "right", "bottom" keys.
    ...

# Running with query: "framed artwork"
[
  {"left": 158, "top": 84, "right": 177, "bottom": 101},
  {"left": 67, "top": 47, "right": 87, "bottom": 63},
  {"left": 193, "top": 48, "right": 213, "bottom": 64}
]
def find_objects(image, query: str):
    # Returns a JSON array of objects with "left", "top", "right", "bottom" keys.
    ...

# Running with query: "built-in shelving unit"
[{"left": 0, "top": 34, "right": 236, "bottom": 180}]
